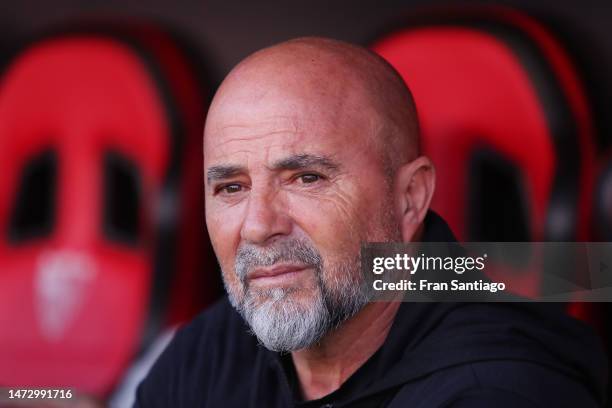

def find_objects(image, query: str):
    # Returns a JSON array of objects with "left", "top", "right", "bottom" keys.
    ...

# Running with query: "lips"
[{"left": 248, "top": 264, "right": 310, "bottom": 281}]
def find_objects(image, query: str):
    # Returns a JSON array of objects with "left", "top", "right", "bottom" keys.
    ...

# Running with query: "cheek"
[
  {"left": 287, "top": 180, "right": 394, "bottom": 261},
  {"left": 206, "top": 204, "right": 243, "bottom": 283},
  {"left": 287, "top": 190, "right": 365, "bottom": 260},
  {"left": 288, "top": 198, "right": 365, "bottom": 292}
]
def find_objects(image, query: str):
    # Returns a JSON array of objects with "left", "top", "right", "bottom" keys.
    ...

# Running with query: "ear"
[{"left": 394, "top": 156, "right": 436, "bottom": 242}]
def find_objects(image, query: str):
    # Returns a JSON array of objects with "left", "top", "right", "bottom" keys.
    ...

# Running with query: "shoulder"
[
  {"left": 390, "top": 360, "right": 598, "bottom": 408},
  {"left": 174, "top": 296, "right": 251, "bottom": 351},
  {"left": 462, "top": 360, "right": 600, "bottom": 407},
  {"left": 440, "top": 303, "right": 606, "bottom": 405},
  {"left": 134, "top": 297, "right": 260, "bottom": 407},
  {"left": 388, "top": 302, "right": 606, "bottom": 407},
  {"left": 157, "top": 296, "right": 254, "bottom": 373}
]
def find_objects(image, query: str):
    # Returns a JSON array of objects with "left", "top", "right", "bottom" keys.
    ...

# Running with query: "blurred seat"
[
  {"left": 371, "top": 6, "right": 598, "bottom": 298},
  {"left": 0, "top": 21, "right": 219, "bottom": 397},
  {"left": 372, "top": 6, "right": 596, "bottom": 243}
]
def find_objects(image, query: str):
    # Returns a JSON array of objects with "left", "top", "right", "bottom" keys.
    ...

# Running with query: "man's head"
[{"left": 203, "top": 37, "right": 435, "bottom": 352}]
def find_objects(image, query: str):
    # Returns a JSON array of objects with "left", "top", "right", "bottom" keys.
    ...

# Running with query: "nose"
[{"left": 240, "top": 188, "right": 292, "bottom": 245}]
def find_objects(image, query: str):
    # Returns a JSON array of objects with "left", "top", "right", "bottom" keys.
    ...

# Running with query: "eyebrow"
[
  {"left": 206, "top": 164, "right": 244, "bottom": 183},
  {"left": 271, "top": 154, "right": 340, "bottom": 172},
  {"left": 206, "top": 154, "right": 340, "bottom": 183}
]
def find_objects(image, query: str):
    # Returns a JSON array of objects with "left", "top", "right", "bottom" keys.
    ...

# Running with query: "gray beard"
[
  {"left": 224, "top": 239, "right": 371, "bottom": 352},
  {"left": 241, "top": 286, "right": 330, "bottom": 352}
]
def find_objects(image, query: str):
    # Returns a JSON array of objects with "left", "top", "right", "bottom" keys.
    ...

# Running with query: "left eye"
[{"left": 297, "top": 174, "right": 321, "bottom": 184}]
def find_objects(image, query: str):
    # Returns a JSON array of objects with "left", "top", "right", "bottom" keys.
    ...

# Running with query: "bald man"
[{"left": 135, "top": 38, "right": 607, "bottom": 407}]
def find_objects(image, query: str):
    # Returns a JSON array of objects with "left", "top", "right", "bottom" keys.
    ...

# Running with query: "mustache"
[{"left": 235, "top": 239, "right": 323, "bottom": 283}]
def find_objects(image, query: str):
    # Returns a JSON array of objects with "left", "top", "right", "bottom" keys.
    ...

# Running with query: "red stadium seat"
[
  {"left": 371, "top": 7, "right": 598, "bottom": 298},
  {"left": 0, "top": 23, "right": 218, "bottom": 397}
]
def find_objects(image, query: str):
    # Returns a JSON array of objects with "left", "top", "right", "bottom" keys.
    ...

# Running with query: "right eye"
[{"left": 216, "top": 184, "right": 243, "bottom": 195}]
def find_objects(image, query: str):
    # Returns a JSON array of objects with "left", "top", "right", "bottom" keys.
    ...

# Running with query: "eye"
[
  {"left": 296, "top": 173, "right": 322, "bottom": 184},
  {"left": 216, "top": 184, "right": 243, "bottom": 194}
]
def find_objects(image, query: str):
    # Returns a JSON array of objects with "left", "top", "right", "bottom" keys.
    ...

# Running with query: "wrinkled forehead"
[{"left": 203, "top": 83, "right": 378, "bottom": 168}]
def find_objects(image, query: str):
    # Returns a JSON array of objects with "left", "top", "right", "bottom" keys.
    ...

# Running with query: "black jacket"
[{"left": 135, "top": 213, "right": 608, "bottom": 407}]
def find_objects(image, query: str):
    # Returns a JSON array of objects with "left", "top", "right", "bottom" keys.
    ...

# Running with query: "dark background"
[
  {"left": 3, "top": 0, "right": 610, "bottom": 148},
  {"left": 2, "top": 0, "right": 610, "bottom": 98}
]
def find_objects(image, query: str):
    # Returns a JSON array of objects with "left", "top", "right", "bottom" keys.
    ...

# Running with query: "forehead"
[{"left": 204, "top": 87, "right": 376, "bottom": 167}]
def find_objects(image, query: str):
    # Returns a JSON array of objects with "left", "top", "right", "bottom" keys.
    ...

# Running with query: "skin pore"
[{"left": 203, "top": 37, "right": 435, "bottom": 400}]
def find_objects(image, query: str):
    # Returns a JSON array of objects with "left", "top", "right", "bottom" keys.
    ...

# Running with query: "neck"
[{"left": 290, "top": 301, "right": 401, "bottom": 400}]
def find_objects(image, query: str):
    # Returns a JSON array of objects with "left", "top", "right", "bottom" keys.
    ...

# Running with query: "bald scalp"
[{"left": 206, "top": 37, "right": 420, "bottom": 176}]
